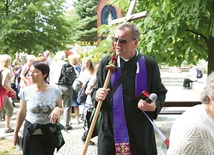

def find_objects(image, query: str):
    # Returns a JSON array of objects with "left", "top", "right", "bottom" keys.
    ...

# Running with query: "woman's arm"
[{"left": 48, "top": 96, "right": 64, "bottom": 124}]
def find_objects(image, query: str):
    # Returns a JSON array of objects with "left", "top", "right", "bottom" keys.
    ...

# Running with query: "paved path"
[
  {"left": 0, "top": 103, "right": 98, "bottom": 155},
  {"left": 165, "top": 86, "right": 201, "bottom": 102},
  {"left": 0, "top": 103, "right": 177, "bottom": 155}
]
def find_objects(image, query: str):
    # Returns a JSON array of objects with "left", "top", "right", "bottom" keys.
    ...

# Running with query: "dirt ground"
[{"left": 0, "top": 138, "right": 22, "bottom": 155}]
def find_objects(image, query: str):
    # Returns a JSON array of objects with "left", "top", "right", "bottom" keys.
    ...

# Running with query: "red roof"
[{"left": 65, "top": 50, "right": 73, "bottom": 56}]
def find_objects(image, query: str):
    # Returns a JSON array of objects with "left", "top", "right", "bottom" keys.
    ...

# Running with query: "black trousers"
[
  {"left": 82, "top": 111, "right": 92, "bottom": 139},
  {"left": 26, "top": 134, "right": 55, "bottom": 155},
  {"left": 183, "top": 78, "right": 193, "bottom": 88}
]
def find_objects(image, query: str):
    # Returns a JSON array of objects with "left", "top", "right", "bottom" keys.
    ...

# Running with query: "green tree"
[
  {"left": 96, "top": 0, "right": 214, "bottom": 74},
  {"left": 72, "top": 0, "right": 98, "bottom": 42},
  {"left": 66, "top": 9, "right": 80, "bottom": 43},
  {"left": 0, "top": 0, "right": 71, "bottom": 55},
  {"left": 136, "top": 0, "right": 213, "bottom": 74}
]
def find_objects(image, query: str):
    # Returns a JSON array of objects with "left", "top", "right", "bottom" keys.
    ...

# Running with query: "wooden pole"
[
  {"left": 127, "top": 0, "right": 137, "bottom": 16},
  {"left": 82, "top": 69, "right": 113, "bottom": 155}
]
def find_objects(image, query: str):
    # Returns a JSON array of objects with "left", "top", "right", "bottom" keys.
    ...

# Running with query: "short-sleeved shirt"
[{"left": 19, "top": 85, "right": 62, "bottom": 124}]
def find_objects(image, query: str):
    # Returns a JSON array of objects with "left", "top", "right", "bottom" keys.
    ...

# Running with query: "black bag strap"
[{"left": 108, "top": 54, "right": 142, "bottom": 100}]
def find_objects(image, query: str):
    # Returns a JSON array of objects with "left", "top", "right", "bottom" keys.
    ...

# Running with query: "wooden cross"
[{"left": 111, "top": 0, "right": 148, "bottom": 25}]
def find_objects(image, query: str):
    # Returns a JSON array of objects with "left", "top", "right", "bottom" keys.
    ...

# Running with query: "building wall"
[{"left": 96, "top": 0, "right": 123, "bottom": 43}]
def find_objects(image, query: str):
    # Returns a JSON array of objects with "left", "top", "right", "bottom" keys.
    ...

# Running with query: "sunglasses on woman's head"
[{"left": 112, "top": 37, "right": 136, "bottom": 44}]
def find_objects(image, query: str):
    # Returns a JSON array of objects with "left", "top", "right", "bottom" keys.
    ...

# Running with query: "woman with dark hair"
[{"left": 13, "top": 61, "right": 64, "bottom": 155}]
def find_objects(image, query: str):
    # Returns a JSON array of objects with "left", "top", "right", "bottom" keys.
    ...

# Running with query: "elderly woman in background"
[
  {"left": 0, "top": 54, "right": 16, "bottom": 133},
  {"left": 168, "top": 72, "right": 214, "bottom": 154},
  {"left": 13, "top": 61, "right": 64, "bottom": 155},
  {"left": 19, "top": 54, "right": 36, "bottom": 90}
]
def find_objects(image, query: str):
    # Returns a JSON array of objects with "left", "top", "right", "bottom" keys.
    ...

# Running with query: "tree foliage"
[
  {"left": 0, "top": 0, "right": 71, "bottom": 56},
  {"left": 136, "top": 0, "right": 213, "bottom": 73},
  {"left": 72, "top": 0, "right": 98, "bottom": 42},
  {"left": 95, "top": 0, "right": 214, "bottom": 74}
]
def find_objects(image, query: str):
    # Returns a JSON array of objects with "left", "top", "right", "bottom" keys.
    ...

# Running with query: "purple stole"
[{"left": 111, "top": 56, "right": 147, "bottom": 155}]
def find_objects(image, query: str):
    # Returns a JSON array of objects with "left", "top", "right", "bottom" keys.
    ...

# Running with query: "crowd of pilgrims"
[{"left": 0, "top": 51, "right": 97, "bottom": 145}]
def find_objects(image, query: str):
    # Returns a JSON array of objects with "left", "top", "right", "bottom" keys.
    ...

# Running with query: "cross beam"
[{"left": 111, "top": 0, "right": 148, "bottom": 25}]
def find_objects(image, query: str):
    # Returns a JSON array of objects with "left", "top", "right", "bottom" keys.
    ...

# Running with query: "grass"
[{"left": 0, "top": 138, "right": 22, "bottom": 155}]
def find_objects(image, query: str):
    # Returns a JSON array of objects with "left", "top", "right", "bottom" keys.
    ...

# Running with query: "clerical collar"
[
  {"left": 122, "top": 58, "right": 129, "bottom": 62},
  {"left": 120, "top": 51, "right": 138, "bottom": 62}
]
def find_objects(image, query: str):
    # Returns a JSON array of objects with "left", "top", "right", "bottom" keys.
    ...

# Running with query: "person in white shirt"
[
  {"left": 19, "top": 54, "right": 36, "bottom": 90},
  {"left": 49, "top": 51, "right": 73, "bottom": 130},
  {"left": 0, "top": 54, "right": 16, "bottom": 133},
  {"left": 49, "top": 51, "right": 66, "bottom": 85},
  {"left": 43, "top": 50, "right": 52, "bottom": 66},
  {"left": 68, "top": 54, "right": 81, "bottom": 124},
  {"left": 13, "top": 61, "right": 64, "bottom": 155},
  {"left": 183, "top": 64, "right": 197, "bottom": 88}
]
